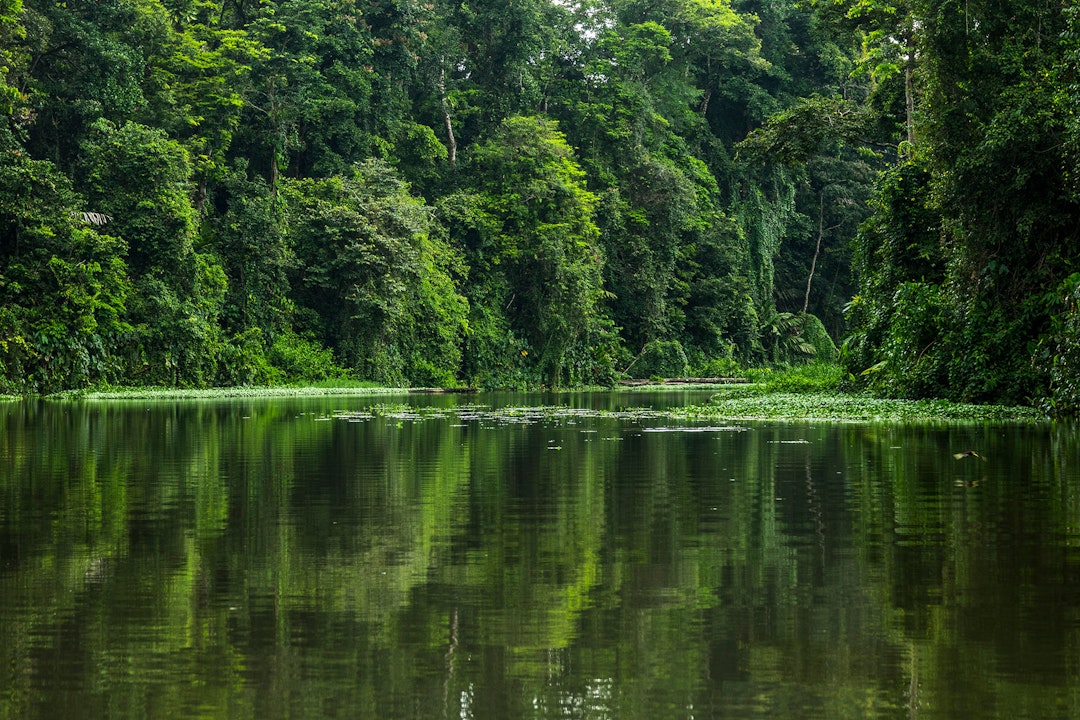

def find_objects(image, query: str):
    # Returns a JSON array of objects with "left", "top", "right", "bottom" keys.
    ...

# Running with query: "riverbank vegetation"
[
  {"left": 44, "top": 363, "right": 1042, "bottom": 423},
  {"left": 0, "top": 0, "right": 1077, "bottom": 414}
]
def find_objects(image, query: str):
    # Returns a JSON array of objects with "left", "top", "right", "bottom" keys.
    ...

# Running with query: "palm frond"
[{"left": 74, "top": 211, "right": 113, "bottom": 226}]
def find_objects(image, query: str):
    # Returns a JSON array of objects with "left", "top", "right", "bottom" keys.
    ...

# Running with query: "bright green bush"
[
  {"left": 757, "top": 363, "right": 848, "bottom": 393},
  {"left": 268, "top": 330, "right": 349, "bottom": 383}
]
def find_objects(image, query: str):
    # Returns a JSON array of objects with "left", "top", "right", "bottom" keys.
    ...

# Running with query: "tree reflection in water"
[{"left": 0, "top": 396, "right": 1074, "bottom": 720}]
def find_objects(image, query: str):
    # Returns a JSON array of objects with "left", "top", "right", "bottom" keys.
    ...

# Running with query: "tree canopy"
[{"left": 0, "top": 0, "right": 1076, "bottom": 411}]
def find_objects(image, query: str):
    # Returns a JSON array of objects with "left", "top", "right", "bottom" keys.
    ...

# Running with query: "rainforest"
[{"left": 0, "top": 0, "right": 1077, "bottom": 411}]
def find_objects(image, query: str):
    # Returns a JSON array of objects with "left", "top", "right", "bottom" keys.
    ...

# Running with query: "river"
[{"left": 1, "top": 391, "right": 1078, "bottom": 719}]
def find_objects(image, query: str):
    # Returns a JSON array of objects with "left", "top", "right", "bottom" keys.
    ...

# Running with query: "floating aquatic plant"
[{"left": 54, "top": 385, "right": 1045, "bottom": 424}]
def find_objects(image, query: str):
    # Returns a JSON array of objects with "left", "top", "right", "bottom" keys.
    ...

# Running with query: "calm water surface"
[{"left": 2, "top": 392, "right": 1079, "bottom": 719}]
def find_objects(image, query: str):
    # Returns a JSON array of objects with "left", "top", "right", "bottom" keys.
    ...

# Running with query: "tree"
[
  {"left": 79, "top": 119, "right": 226, "bottom": 386},
  {"left": 810, "top": 0, "right": 918, "bottom": 150},
  {"left": 842, "top": 0, "right": 1080, "bottom": 405},
  {"left": 450, "top": 115, "right": 613, "bottom": 386},
  {"left": 208, "top": 162, "right": 290, "bottom": 340},
  {"left": 79, "top": 119, "right": 198, "bottom": 286},
  {"left": 0, "top": 154, "right": 130, "bottom": 392},
  {"left": 286, "top": 159, "right": 468, "bottom": 386},
  {"left": 151, "top": 7, "right": 268, "bottom": 210},
  {"left": 0, "top": 0, "right": 24, "bottom": 121},
  {"left": 737, "top": 96, "right": 876, "bottom": 336},
  {"left": 19, "top": 0, "right": 161, "bottom": 166},
  {"left": 558, "top": 17, "right": 733, "bottom": 365}
]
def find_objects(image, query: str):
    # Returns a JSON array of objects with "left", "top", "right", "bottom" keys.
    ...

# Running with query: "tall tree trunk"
[
  {"left": 699, "top": 57, "right": 713, "bottom": 115},
  {"left": 270, "top": 148, "right": 279, "bottom": 200},
  {"left": 804, "top": 191, "right": 843, "bottom": 314},
  {"left": 195, "top": 174, "right": 208, "bottom": 214},
  {"left": 443, "top": 109, "right": 457, "bottom": 165},
  {"left": 902, "top": 22, "right": 916, "bottom": 154},
  {"left": 905, "top": 60, "right": 915, "bottom": 148},
  {"left": 804, "top": 192, "right": 825, "bottom": 314},
  {"left": 439, "top": 67, "right": 457, "bottom": 165}
]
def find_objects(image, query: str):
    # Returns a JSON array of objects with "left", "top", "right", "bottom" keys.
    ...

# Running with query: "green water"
[{"left": 1, "top": 393, "right": 1078, "bottom": 719}]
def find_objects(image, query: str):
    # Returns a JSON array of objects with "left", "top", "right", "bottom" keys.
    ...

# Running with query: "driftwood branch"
[{"left": 619, "top": 377, "right": 750, "bottom": 386}]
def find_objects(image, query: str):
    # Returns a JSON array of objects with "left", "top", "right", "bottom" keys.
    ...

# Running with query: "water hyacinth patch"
[{"left": 54, "top": 385, "right": 1044, "bottom": 424}]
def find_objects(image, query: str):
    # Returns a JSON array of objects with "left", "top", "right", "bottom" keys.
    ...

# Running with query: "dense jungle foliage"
[{"left": 0, "top": 0, "right": 1076, "bottom": 409}]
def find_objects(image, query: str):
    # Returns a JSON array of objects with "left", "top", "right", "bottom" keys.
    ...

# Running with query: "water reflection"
[{"left": 0, "top": 396, "right": 1078, "bottom": 719}]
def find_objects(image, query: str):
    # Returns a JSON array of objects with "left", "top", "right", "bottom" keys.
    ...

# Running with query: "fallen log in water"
[
  {"left": 408, "top": 387, "right": 480, "bottom": 394},
  {"left": 619, "top": 377, "right": 750, "bottom": 386}
]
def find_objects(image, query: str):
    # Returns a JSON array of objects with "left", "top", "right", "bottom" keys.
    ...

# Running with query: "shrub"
[
  {"left": 629, "top": 340, "right": 689, "bottom": 379},
  {"left": 754, "top": 363, "right": 848, "bottom": 393},
  {"left": 269, "top": 330, "right": 349, "bottom": 383},
  {"left": 216, "top": 328, "right": 281, "bottom": 386},
  {"left": 799, "top": 312, "right": 837, "bottom": 363}
]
